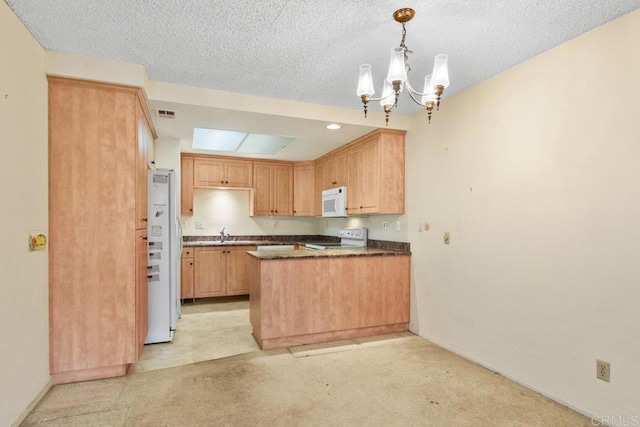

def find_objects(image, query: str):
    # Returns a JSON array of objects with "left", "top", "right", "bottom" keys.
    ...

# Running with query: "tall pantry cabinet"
[{"left": 48, "top": 77, "right": 156, "bottom": 384}]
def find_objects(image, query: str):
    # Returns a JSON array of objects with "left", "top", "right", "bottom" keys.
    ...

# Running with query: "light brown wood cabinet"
[
  {"left": 181, "top": 156, "right": 194, "bottom": 216},
  {"left": 318, "top": 151, "right": 348, "bottom": 191},
  {"left": 345, "top": 129, "right": 405, "bottom": 215},
  {"left": 136, "top": 230, "right": 149, "bottom": 359},
  {"left": 293, "top": 162, "right": 316, "bottom": 216},
  {"left": 193, "top": 158, "right": 253, "bottom": 188},
  {"left": 48, "top": 77, "right": 156, "bottom": 384},
  {"left": 179, "top": 130, "right": 405, "bottom": 218},
  {"left": 194, "top": 246, "right": 257, "bottom": 297},
  {"left": 253, "top": 163, "right": 293, "bottom": 216},
  {"left": 250, "top": 254, "right": 411, "bottom": 350},
  {"left": 181, "top": 248, "right": 194, "bottom": 299}
]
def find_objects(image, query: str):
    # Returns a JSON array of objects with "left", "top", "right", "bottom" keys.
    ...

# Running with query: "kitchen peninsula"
[{"left": 247, "top": 248, "right": 410, "bottom": 350}]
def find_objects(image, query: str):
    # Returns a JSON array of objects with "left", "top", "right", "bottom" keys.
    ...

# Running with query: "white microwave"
[{"left": 322, "top": 186, "right": 347, "bottom": 217}]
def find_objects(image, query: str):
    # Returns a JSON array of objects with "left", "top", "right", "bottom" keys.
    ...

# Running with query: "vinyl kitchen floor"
[
  {"left": 128, "top": 296, "right": 260, "bottom": 374},
  {"left": 22, "top": 333, "right": 591, "bottom": 426}
]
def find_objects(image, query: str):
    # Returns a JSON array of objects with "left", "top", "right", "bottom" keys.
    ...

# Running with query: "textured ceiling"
[
  {"left": 7, "top": 0, "right": 640, "bottom": 116},
  {"left": 7, "top": 0, "right": 640, "bottom": 160}
]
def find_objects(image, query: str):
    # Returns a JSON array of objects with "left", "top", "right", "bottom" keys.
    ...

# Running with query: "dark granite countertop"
[
  {"left": 247, "top": 247, "right": 410, "bottom": 260},
  {"left": 182, "top": 240, "right": 295, "bottom": 247},
  {"left": 182, "top": 235, "right": 410, "bottom": 253}
]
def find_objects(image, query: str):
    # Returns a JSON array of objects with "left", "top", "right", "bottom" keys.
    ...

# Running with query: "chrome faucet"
[{"left": 220, "top": 227, "right": 229, "bottom": 243}]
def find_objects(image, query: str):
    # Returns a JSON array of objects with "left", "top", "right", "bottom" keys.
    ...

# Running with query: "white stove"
[{"left": 305, "top": 228, "right": 368, "bottom": 250}]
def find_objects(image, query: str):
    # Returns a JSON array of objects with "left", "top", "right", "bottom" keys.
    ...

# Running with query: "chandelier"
[{"left": 356, "top": 8, "right": 450, "bottom": 125}]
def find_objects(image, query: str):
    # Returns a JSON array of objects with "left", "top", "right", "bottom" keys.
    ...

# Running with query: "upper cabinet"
[
  {"left": 193, "top": 158, "right": 253, "bottom": 188},
  {"left": 253, "top": 162, "right": 293, "bottom": 216},
  {"left": 181, "top": 156, "right": 194, "bottom": 216},
  {"left": 293, "top": 162, "right": 316, "bottom": 216},
  {"left": 180, "top": 129, "right": 405, "bottom": 218},
  {"left": 317, "top": 151, "right": 348, "bottom": 191},
  {"left": 346, "top": 129, "right": 405, "bottom": 215},
  {"left": 136, "top": 102, "right": 154, "bottom": 229}
]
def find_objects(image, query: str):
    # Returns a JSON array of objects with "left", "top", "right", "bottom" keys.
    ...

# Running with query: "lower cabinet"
[
  {"left": 181, "top": 248, "right": 195, "bottom": 300},
  {"left": 192, "top": 246, "right": 257, "bottom": 298}
]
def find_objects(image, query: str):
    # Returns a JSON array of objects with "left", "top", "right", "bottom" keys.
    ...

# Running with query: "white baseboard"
[
  {"left": 11, "top": 380, "right": 52, "bottom": 427},
  {"left": 412, "top": 330, "right": 597, "bottom": 422}
]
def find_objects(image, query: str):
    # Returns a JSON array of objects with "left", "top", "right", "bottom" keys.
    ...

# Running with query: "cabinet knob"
[
  {"left": 190, "top": 262, "right": 193, "bottom": 265},
  {"left": 142, "top": 236, "right": 148, "bottom": 240},
  {"left": 189, "top": 208, "right": 193, "bottom": 212},
  {"left": 142, "top": 218, "right": 148, "bottom": 222},
  {"left": 221, "top": 180, "right": 224, "bottom": 183},
  {"left": 225, "top": 180, "right": 229, "bottom": 184},
  {"left": 332, "top": 181, "right": 337, "bottom": 185},
  {"left": 360, "top": 206, "right": 363, "bottom": 209},
  {"left": 275, "top": 210, "right": 278, "bottom": 213}
]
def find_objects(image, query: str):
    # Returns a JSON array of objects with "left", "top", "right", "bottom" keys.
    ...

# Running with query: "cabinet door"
[
  {"left": 181, "top": 257, "right": 194, "bottom": 299},
  {"left": 293, "top": 164, "right": 315, "bottom": 216},
  {"left": 194, "top": 248, "right": 226, "bottom": 297},
  {"left": 136, "top": 103, "right": 152, "bottom": 229},
  {"left": 360, "top": 139, "right": 381, "bottom": 213},
  {"left": 225, "top": 160, "right": 253, "bottom": 188},
  {"left": 49, "top": 78, "right": 138, "bottom": 374},
  {"left": 136, "top": 230, "right": 148, "bottom": 359},
  {"left": 253, "top": 163, "right": 274, "bottom": 216},
  {"left": 226, "top": 246, "right": 256, "bottom": 295},
  {"left": 347, "top": 147, "right": 362, "bottom": 214},
  {"left": 274, "top": 164, "right": 293, "bottom": 216},
  {"left": 332, "top": 152, "right": 348, "bottom": 188},
  {"left": 194, "top": 159, "right": 225, "bottom": 187},
  {"left": 181, "top": 157, "right": 194, "bottom": 216},
  {"left": 319, "top": 160, "right": 333, "bottom": 190}
]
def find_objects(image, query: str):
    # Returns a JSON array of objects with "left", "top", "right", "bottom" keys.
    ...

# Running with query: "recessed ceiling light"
[{"left": 326, "top": 123, "right": 341, "bottom": 130}]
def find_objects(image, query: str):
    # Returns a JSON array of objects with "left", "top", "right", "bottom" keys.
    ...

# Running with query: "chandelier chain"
[{"left": 400, "top": 23, "right": 411, "bottom": 73}]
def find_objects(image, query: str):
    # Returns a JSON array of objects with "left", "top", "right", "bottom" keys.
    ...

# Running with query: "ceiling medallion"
[{"left": 356, "top": 8, "right": 450, "bottom": 125}]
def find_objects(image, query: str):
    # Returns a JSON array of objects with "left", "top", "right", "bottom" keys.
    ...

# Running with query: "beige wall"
[
  {"left": 406, "top": 9, "right": 640, "bottom": 418},
  {"left": 183, "top": 189, "right": 320, "bottom": 236},
  {"left": 0, "top": 2, "right": 50, "bottom": 425}
]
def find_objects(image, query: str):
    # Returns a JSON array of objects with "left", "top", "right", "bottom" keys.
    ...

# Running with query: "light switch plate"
[{"left": 195, "top": 220, "right": 204, "bottom": 229}]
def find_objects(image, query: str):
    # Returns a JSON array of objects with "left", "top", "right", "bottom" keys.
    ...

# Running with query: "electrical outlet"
[
  {"left": 195, "top": 220, "right": 204, "bottom": 229},
  {"left": 271, "top": 220, "right": 278, "bottom": 229},
  {"left": 395, "top": 221, "right": 401, "bottom": 231},
  {"left": 382, "top": 221, "right": 387, "bottom": 230},
  {"left": 443, "top": 232, "right": 450, "bottom": 245},
  {"left": 418, "top": 223, "right": 423, "bottom": 232},
  {"left": 597, "top": 360, "right": 610, "bottom": 382}
]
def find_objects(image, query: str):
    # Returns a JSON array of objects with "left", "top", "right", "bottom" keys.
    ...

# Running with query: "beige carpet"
[
  {"left": 129, "top": 296, "right": 259, "bottom": 374},
  {"left": 23, "top": 334, "right": 591, "bottom": 426}
]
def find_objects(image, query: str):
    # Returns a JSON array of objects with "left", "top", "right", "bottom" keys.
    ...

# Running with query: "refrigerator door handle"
[{"left": 177, "top": 217, "right": 184, "bottom": 256}]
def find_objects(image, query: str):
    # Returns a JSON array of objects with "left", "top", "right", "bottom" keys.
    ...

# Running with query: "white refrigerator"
[{"left": 146, "top": 169, "right": 182, "bottom": 344}]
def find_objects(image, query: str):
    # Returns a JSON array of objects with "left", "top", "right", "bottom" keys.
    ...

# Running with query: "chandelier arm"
[
  {"left": 405, "top": 79, "right": 427, "bottom": 97},
  {"left": 367, "top": 95, "right": 389, "bottom": 102},
  {"left": 405, "top": 86, "right": 425, "bottom": 107}
]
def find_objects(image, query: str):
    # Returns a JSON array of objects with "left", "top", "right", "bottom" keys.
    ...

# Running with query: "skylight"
[
  {"left": 192, "top": 128, "right": 247, "bottom": 151},
  {"left": 192, "top": 127, "right": 295, "bottom": 155},
  {"left": 237, "top": 134, "right": 295, "bottom": 155}
]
